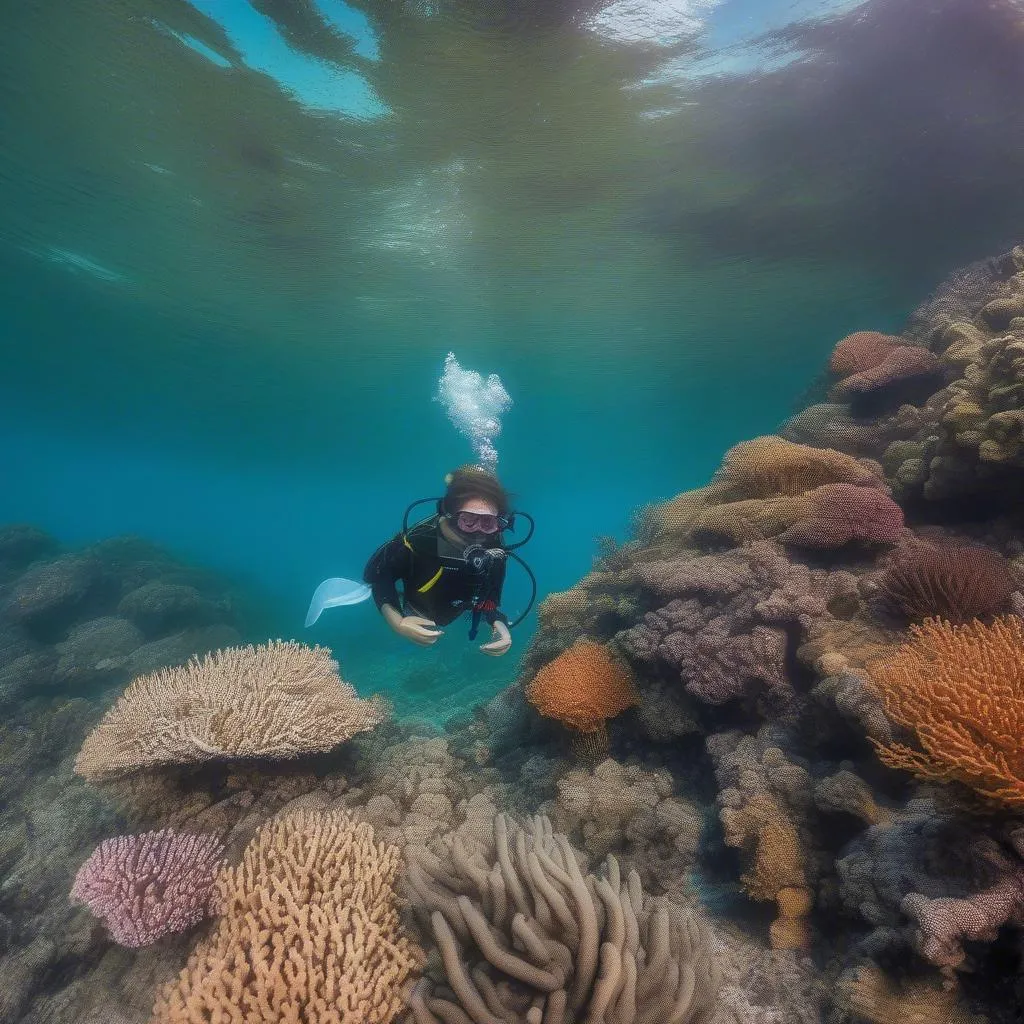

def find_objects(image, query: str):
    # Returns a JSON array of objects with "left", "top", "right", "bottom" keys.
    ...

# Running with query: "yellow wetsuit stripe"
[
  {"left": 403, "top": 535, "right": 414, "bottom": 551},
  {"left": 417, "top": 567, "right": 444, "bottom": 593}
]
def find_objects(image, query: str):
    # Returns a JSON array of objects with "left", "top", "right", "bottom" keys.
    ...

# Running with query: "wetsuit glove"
[{"left": 479, "top": 619, "right": 512, "bottom": 656}]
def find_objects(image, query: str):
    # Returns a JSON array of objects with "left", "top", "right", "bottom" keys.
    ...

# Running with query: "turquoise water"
[{"left": 7, "top": 0, "right": 1021, "bottom": 721}]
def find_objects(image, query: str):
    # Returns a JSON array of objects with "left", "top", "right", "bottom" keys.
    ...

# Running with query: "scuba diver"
[{"left": 362, "top": 465, "right": 536, "bottom": 655}]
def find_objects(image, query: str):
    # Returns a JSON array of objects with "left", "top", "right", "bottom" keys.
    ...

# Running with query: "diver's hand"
[
  {"left": 396, "top": 614, "right": 444, "bottom": 646},
  {"left": 382, "top": 604, "right": 443, "bottom": 646},
  {"left": 480, "top": 620, "right": 512, "bottom": 657}
]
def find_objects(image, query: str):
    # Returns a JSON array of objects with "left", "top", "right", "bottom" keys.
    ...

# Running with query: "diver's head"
[{"left": 440, "top": 465, "right": 511, "bottom": 540}]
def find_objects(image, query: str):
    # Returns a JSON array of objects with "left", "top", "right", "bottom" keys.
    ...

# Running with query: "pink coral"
[
  {"left": 777, "top": 484, "right": 904, "bottom": 549},
  {"left": 830, "top": 346, "right": 943, "bottom": 406},
  {"left": 70, "top": 830, "right": 224, "bottom": 947},
  {"left": 830, "top": 331, "right": 902, "bottom": 378}
]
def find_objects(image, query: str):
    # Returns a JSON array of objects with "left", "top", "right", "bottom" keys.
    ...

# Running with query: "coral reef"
[
  {"left": 75, "top": 640, "right": 387, "bottom": 780},
  {"left": 404, "top": 812, "right": 721, "bottom": 1024},
  {"left": 153, "top": 809, "right": 421, "bottom": 1023},
  {"left": 70, "top": 831, "right": 224, "bottom": 947}
]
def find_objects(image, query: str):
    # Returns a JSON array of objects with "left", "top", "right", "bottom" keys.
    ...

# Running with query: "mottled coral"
[
  {"left": 868, "top": 616, "right": 1024, "bottom": 807},
  {"left": 878, "top": 540, "right": 1016, "bottom": 623},
  {"left": 405, "top": 813, "right": 721, "bottom": 1024},
  {"left": 525, "top": 640, "right": 639, "bottom": 734},
  {"left": 75, "top": 641, "right": 386, "bottom": 781},
  {"left": 774, "top": 483, "right": 904, "bottom": 549},
  {"left": 70, "top": 831, "right": 224, "bottom": 948},
  {"left": 152, "top": 809, "right": 420, "bottom": 1023}
]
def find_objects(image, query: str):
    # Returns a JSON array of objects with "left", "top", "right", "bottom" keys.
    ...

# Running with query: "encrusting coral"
[
  {"left": 74, "top": 640, "right": 387, "bottom": 781},
  {"left": 867, "top": 616, "right": 1024, "bottom": 807},
  {"left": 404, "top": 812, "right": 721, "bottom": 1024},
  {"left": 70, "top": 830, "right": 224, "bottom": 948},
  {"left": 152, "top": 808, "right": 421, "bottom": 1024},
  {"left": 525, "top": 640, "right": 639, "bottom": 739}
]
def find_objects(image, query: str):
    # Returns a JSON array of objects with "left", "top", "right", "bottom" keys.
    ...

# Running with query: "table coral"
[
  {"left": 867, "top": 616, "right": 1024, "bottom": 807},
  {"left": 152, "top": 809, "right": 420, "bottom": 1024},
  {"left": 75, "top": 640, "right": 387, "bottom": 781}
]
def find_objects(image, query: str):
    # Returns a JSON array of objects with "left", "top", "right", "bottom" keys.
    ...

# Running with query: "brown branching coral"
[
  {"left": 868, "top": 616, "right": 1024, "bottom": 807},
  {"left": 525, "top": 640, "right": 639, "bottom": 736},
  {"left": 879, "top": 541, "right": 1016, "bottom": 623},
  {"left": 404, "top": 813, "right": 721, "bottom": 1024},
  {"left": 152, "top": 809, "right": 421, "bottom": 1023},
  {"left": 75, "top": 641, "right": 386, "bottom": 781}
]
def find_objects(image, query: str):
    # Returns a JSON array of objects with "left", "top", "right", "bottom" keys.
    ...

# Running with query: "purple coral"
[
  {"left": 70, "top": 830, "right": 224, "bottom": 947},
  {"left": 777, "top": 484, "right": 904, "bottom": 549}
]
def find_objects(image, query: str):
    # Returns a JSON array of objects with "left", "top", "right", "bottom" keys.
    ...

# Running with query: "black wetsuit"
[{"left": 362, "top": 517, "right": 509, "bottom": 629}]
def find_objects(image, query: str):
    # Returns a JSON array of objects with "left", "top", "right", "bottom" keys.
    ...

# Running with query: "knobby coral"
[
  {"left": 152, "top": 809, "right": 421, "bottom": 1023},
  {"left": 75, "top": 640, "right": 386, "bottom": 781},
  {"left": 70, "top": 830, "right": 224, "bottom": 947},
  {"left": 525, "top": 640, "right": 639, "bottom": 735},
  {"left": 879, "top": 541, "right": 1016, "bottom": 623},
  {"left": 405, "top": 813, "right": 721, "bottom": 1024},
  {"left": 868, "top": 616, "right": 1024, "bottom": 807}
]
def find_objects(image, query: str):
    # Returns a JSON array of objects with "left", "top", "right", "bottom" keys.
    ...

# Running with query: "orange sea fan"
[
  {"left": 868, "top": 616, "right": 1024, "bottom": 807},
  {"left": 525, "top": 640, "right": 639, "bottom": 734}
]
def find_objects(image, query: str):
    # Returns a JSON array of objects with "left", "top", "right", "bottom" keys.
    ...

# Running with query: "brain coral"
[
  {"left": 830, "top": 331, "right": 902, "bottom": 378},
  {"left": 75, "top": 641, "right": 386, "bottom": 781},
  {"left": 526, "top": 640, "right": 639, "bottom": 734},
  {"left": 152, "top": 809, "right": 420, "bottom": 1024},
  {"left": 879, "top": 541, "right": 1016, "bottom": 623},
  {"left": 868, "top": 616, "right": 1024, "bottom": 807}
]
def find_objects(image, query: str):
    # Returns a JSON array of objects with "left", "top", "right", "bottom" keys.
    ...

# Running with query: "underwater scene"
[{"left": 4, "top": 0, "right": 1024, "bottom": 1021}]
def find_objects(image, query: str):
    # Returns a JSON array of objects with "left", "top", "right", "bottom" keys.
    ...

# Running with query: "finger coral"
[
  {"left": 404, "top": 813, "right": 721, "bottom": 1024},
  {"left": 868, "top": 616, "right": 1024, "bottom": 807},
  {"left": 525, "top": 640, "right": 639, "bottom": 735},
  {"left": 879, "top": 540, "right": 1016, "bottom": 623},
  {"left": 152, "top": 809, "right": 420, "bottom": 1024},
  {"left": 70, "top": 830, "right": 224, "bottom": 947},
  {"left": 75, "top": 640, "right": 386, "bottom": 781}
]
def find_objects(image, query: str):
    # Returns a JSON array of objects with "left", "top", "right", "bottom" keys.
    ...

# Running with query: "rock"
[
  {"left": 117, "top": 581, "right": 223, "bottom": 637},
  {"left": 0, "top": 620, "right": 36, "bottom": 670},
  {"left": 0, "top": 650, "right": 58, "bottom": 708},
  {"left": 53, "top": 617, "right": 145, "bottom": 689},
  {"left": 125, "top": 625, "right": 242, "bottom": 677},
  {"left": 0, "top": 525, "right": 58, "bottom": 573},
  {"left": 3, "top": 556, "right": 115, "bottom": 641},
  {"left": 0, "top": 935, "right": 57, "bottom": 1021}
]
